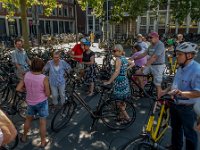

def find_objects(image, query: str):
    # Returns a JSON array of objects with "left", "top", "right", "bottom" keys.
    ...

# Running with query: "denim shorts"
[{"left": 27, "top": 100, "right": 49, "bottom": 118}]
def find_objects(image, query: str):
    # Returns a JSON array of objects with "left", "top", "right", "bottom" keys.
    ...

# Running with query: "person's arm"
[
  {"left": 43, "top": 61, "right": 50, "bottom": 73},
  {"left": 11, "top": 52, "right": 21, "bottom": 70},
  {"left": 0, "top": 110, "right": 17, "bottom": 146},
  {"left": 172, "top": 73, "right": 200, "bottom": 99},
  {"left": 25, "top": 53, "right": 31, "bottom": 66},
  {"left": 104, "top": 58, "right": 121, "bottom": 84},
  {"left": 127, "top": 59, "right": 135, "bottom": 69},
  {"left": 83, "top": 55, "right": 95, "bottom": 65},
  {"left": 43, "top": 77, "right": 50, "bottom": 97},
  {"left": 145, "top": 54, "right": 158, "bottom": 66},
  {"left": 133, "top": 51, "right": 147, "bottom": 60},
  {"left": 16, "top": 80, "right": 25, "bottom": 92}
]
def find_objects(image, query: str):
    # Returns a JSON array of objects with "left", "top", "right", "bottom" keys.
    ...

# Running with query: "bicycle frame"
[
  {"left": 145, "top": 101, "right": 170, "bottom": 142},
  {"left": 72, "top": 88, "right": 107, "bottom": 119}
]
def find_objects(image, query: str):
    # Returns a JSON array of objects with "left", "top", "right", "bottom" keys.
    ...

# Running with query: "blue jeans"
[
  {"left": 27, "top": 100, "right": 49, "bottom": 118},
  {"left": 170, "top": 104, "right": 198, "bottom": 150},
  {"left": 50, "top": 84, "right": 66, "bottom": 105}
]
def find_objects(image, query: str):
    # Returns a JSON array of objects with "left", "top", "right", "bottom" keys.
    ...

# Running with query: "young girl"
[{"left": 16, "top": 58, "right": 50, "bottom": 148}]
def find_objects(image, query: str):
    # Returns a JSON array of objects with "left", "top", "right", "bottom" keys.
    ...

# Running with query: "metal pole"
[
  {"left": 74, "top": 0, "right": 78, "bottom": 43},
  {"left": 106, "top": 0, "right": 109, "bottom": 40}
]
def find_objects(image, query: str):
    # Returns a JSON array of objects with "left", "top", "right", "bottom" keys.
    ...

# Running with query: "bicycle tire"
[
  {"left": 51, "top": 101, "right": 75, "bottom": 132},
  {"left": 17, "top": 100, "right": 27, "bottom": 119},
  {"left": 100, "top": 99, "right": 136, "bottom": 130},
  {"left": 122, "top": 135, "right": 152, "bottom": 150}
]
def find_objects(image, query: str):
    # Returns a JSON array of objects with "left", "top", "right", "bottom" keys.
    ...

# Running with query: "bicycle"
[
  {"left": 121, "top": 95, "right": 173, "bottom": 150},
  {"left": 129, "top": 73, "right": 157, "bottom": 99},
  {"left": 51, "top": 74, "right": 136, "bottom": 132}
]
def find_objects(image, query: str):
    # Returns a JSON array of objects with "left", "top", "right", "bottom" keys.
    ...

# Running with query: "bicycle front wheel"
[
  {"left": 51, "top": 101, "right": 76, "bottom": 132},
  {"left": 100, "top": 99, "right": 136, "bottom": 130},
  {"left": 122, "top": 135, "right": 152, "bottom": 150}
]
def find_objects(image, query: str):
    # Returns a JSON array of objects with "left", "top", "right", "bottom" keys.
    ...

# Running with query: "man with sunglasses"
[{"left": 133, "top": 32, "right": 165, "bottom": 99}]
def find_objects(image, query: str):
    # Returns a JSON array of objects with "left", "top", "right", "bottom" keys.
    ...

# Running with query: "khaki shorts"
[{"left": 143, "top": 64, "right": 165, "bottom": 86}]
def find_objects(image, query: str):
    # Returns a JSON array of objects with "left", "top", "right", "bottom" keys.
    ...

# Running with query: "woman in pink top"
[{"left": 16, "top": 58, "right": 50, "bottom": 148}]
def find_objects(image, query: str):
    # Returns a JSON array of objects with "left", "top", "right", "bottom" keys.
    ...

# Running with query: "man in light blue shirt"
[
  {"left": 11, "top": 38, "right": 31, "bottom": 79},
  {"left": 165, "top": 42, "right": 200, "bottom": 150}
]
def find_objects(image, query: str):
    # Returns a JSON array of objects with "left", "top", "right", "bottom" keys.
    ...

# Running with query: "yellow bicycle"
[{"left": 122, "top": 95, "right": 172, "bottom": 150}]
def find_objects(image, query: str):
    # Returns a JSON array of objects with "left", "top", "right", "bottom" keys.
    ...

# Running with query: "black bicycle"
[{"left": 51, "top": 75, "right": 136, "bottom": 132}]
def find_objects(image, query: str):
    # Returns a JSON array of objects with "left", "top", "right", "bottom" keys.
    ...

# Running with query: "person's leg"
[
  {"left": 58, "top": 84, "right": 66, "bottom": 105},
  {"left": 170, "top": 104, "right": 184, "bottom": 150},
  {"left": 22, "top": 116, "right": 33, "bottom": 141},
  {"left": 152, "top": 65, "right": 165, "bottom": 99},
  {"left": 37, "top": 100, "right": 49, "bottom": 146},
  {"left": 39, "top": 118, "right": 47, "bottom": 146},
  {"left": 181, "top": 106, "right": 198, "bottom": 150},
  {"left": 88, "top": 82, "right": 94, "bottom": 96},
  {"left": 50, "top": 84, "right": 59, "bottom": 105}
]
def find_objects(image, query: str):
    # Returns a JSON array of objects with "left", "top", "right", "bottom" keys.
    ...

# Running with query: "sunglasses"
[
  {"left": 148, "top": 36, "right": 153, "bottom": 39},
  {"left": 112, "top": 49, "right": 118, "bottom": 53}
]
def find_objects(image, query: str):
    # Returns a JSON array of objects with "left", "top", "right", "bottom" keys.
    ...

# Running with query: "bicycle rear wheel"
[
  {"left": 51, "top": 101, "right": 76, "bottom": 132},
  {"left": 100, "top": 99, "right": 136, "bottom": 130}
]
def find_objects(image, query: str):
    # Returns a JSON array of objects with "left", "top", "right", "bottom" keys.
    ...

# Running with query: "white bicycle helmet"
[{"left": 176, "top": 42, "right": 198, "bottom": 54}]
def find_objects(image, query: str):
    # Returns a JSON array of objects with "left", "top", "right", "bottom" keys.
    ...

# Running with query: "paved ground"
[{"left": 7, "top": 43, "right": 200, "bottom": 149}]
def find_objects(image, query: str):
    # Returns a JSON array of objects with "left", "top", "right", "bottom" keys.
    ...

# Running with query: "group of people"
[
  {"left": 130, "top": 32, "right": 200, "bottom": 150},
  {"left": 0, "top": 31, "right": 200, "bottom": 150}
]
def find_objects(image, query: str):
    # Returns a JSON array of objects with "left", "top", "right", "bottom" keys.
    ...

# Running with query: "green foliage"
[
  {"left": 78, "top": 0, "right": 200, "bottom": 23},
  {"left": 0, "top": 0, "right": 58, "bottom": 18}
]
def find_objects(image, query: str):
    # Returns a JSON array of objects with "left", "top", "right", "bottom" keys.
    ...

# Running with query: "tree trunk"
[{"left": 19, "top": 0, "right": 29, "bottom": 50}]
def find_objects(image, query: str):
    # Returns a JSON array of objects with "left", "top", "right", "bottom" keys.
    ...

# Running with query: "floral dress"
[
  {"left": 112, "top": 56, "right": 130, "bottom": 100},
  {"left": 83, "top": 50, "right": 97, "bottom": 84}
]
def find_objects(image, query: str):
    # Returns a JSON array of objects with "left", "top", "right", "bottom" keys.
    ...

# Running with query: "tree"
[
  {"left": 78, "top": 0, "right": 200, "bottom": 24},
  {"left": 0, "top": 0, "right": 58, "bottom": 49}
]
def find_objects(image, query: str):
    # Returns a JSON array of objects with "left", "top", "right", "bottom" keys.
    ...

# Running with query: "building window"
[
  {"left": 39, "top": 20, "right": 45, "bottom": 34},
  {"left": 58, "top": 7, "right": 63, "bottom": 16},
  {"left": 65, "top": 21, "right": 70, "bottom": 33},
  {"left": 37, "top": 6, "right": 43, "bottom": 15},
  {"left": 64, "top": 7, "right": 68, "bottom": 16},
  {"left": 159, "top": 15, "right": 165, "bottom": 25},
  {"left": 141, "top": 17, "right": 147, "bottom": 25},
  {"left": 28, "top": 7, "right": 32, "bottom": 14},
  {"left": 150, "top": 16, "right": 155, "bottom": 25},
  {"left": 69, "top": 7, "right": 74, "bottom": 18},
  {"left": 59, "top": 21, "right": 64, "bottom": 33},
  {"left": 45, "top": 21, "right": 51, "bottom": 34},
  {"left": 88, "top": 16, "right": 93, "bottom": 30},
  {"left": 53, "top": 21, "right": 58, "bottom": 34},
  {"left": 0, "top": 18, "right": 6, "bottom": 36},
  {"left": 8, "top": 20, "right": 17, "bottom": 36},
  {"left": 69, "top": 22, "right": 74, "bottom": 32},
  {"left": 87, "top": 7, "right": 92, "bottom": 15},
  {"left": 52, "top": 8, "right": 57, "bottom": 16}
]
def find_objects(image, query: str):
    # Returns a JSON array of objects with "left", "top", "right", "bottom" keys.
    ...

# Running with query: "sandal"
[{"left": 39, "top": 140, "right": 49, "bottom": 148}]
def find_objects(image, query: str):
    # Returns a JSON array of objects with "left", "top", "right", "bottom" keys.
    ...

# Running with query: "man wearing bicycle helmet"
[{"left": 165, "top": 42, "right": 200, "bottom": 150}]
